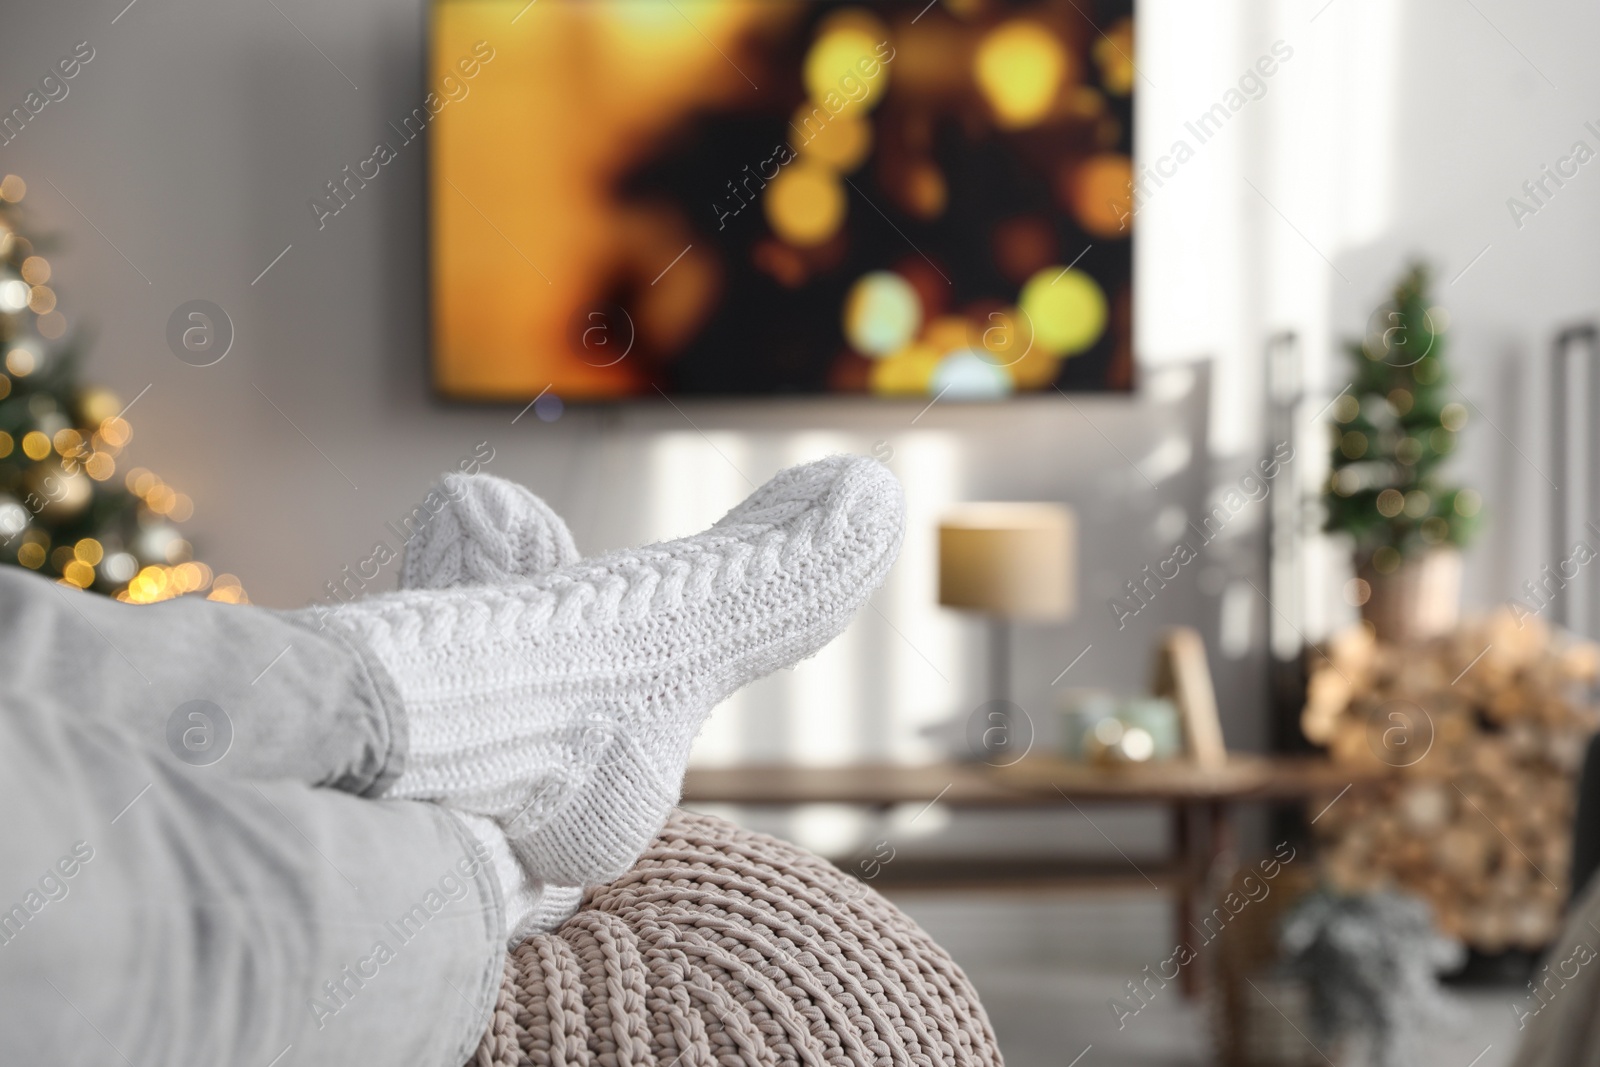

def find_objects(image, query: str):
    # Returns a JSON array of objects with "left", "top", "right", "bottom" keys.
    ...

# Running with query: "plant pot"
[{"left": 1358, "top": 548, "right": 1462, "bottom": 644}]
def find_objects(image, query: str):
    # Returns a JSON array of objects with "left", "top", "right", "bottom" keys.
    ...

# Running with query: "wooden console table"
[{"left": 682, "top": 755, "right": 1386, "bottom": 995}]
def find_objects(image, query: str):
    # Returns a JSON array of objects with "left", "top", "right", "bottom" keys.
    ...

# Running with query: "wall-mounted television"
[{"left": 429, "top": 0, "right": 1133, "bottom": 401}]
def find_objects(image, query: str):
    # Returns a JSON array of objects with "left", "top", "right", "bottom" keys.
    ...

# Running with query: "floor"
[{"left": 894, "top": 889, "right": 1524, "bottom": 1067}]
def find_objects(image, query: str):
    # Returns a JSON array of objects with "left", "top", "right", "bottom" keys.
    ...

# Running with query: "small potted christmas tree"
[{"left": 1323, "top": 263, "right": 1481, "bottom": 643}]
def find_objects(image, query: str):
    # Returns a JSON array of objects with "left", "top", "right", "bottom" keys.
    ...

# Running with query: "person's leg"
[
  {"left": 328, "top": 454, "right": 904, "bottom": 889},
  {"left": 0, "top": 692, "right": 505, "bottom": 1067},
  {"left": 0, "top": 472, "right": 581, "bottom": 794},
  {"left": 0, "top": 564, "right": 403, "bottom": 794}
]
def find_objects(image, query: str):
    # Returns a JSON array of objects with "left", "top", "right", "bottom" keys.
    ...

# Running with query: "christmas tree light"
[{"left": 0, "top": 173, "right": 245, "bottom": 604}]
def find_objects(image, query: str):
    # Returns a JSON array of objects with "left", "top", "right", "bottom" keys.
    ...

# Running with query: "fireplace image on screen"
[{"left": 428, "top": 0, "right": 1133, "bottom": 400}]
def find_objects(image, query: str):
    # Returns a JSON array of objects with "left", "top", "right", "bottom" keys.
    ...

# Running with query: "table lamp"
[{"left": 939, "top": 503, "right": 1076, "bottom": 752}]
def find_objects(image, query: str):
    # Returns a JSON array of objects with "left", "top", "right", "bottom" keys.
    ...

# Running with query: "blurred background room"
[{"left": 3, "top": 0, "right": 1600, "bottom": 1064}]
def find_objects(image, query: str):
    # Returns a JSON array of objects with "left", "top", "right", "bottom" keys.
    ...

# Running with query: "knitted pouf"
[{"left": 466, "top": 809, "right": 1003, "bottom": 1067}]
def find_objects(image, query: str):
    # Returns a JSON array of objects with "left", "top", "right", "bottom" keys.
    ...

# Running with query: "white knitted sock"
[
  {"left": 453, "top": 813, "right": 584, "bottom": 943},
  {"left": 396, "top": 473, "right": 585, "bottom": 938},
  {"left": 320, "top": 454, "right": 904, "bottom": 886},
  {"left": 399, "top": 471, "right": 579, "bottom": 589}
]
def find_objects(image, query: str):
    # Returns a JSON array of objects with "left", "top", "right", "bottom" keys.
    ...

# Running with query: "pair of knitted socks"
[{"left": 309, "top": 455, "right": 904, "bottom": 941}]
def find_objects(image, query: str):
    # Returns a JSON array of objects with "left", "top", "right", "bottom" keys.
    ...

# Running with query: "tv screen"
[{"left": 428, "top": 0, "right": 1133, "bottom": 401}]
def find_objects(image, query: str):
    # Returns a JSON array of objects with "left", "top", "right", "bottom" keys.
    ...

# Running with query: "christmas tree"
[
  {"left": 1323, "top": 263, "right": 1481, "bottom": 574},
  {"left": 0, "top": 173, "right": 245, "bottom": 604}
]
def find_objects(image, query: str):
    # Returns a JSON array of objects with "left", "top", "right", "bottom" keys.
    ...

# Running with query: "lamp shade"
[{"left": 938, "top": 502, "right": 1076, "bottom": 620}]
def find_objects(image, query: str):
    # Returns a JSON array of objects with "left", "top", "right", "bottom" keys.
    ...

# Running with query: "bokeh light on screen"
[
  {"left": 932, "top": 349, "right": 1013, "bottom": 399},
  {"left": 804, "top": 15, "right": 892, "bottom": 112},
  {"left": 1019, "top": 267, "right": 1107, "bottom": 355},
  {"left": 765, "top": 160, "right": 847, "bottom": 246},
  {"left": 1092, "top": 17, "right": 1136, "bottom": 95},
  {"left": 795, "top": 107, "right": 872, "bottom": 170},
  {"left": 870, "top": 342, "right": 942, "bottom": 395},
  {"left": 973, "top": 20, "right": 1070, "bottom": 128},
  {"left": 429, "top": 0, "right": 1132, "bottom": 399},
  {"left": 845, "top": 271, "right": 922, "bottom": 356},
  {"left": 1066, "top": 153, "right": 1134, "bottom": 238}
]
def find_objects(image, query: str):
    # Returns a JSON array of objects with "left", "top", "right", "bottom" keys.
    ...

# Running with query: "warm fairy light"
[
  {"left": 126, "top": 467, "right": 153, "bottom": 495},
  {"left": 974, "top": 21, "right": 1069, "bottom": 129},
  {"left": 147, "top": 483, "right": 177, "bottom": 514},
  {"left": 81, "top": 389, "right": 119, "bottom": 424},
  {"left": 207, "top": 572, "right": 249, "bottom": 605},
  {"left": 0, "top": 432, "right": 11, "bottom": 459},
  {"left": 62, "top": 560, "right": 94, "bottom": 588},
  {"left": 99, "top": 416, "right": 131, "bottom": 448},
  {"left": 84, "top": 452, "right": 115, "bottom": 481},
  {"left": 0, "top": 175, "right": 25, "bottom": 202},
  {"left": 1018, "top": 267, "right": 1107, "bottom": 356},
  {"left": 28, "top": 286, "right": 56, "bottom": 314},
  {"left": 1376, "top": 488, "right": 1405, "bottom": 518},
  {"left": 52, "top": 428, "right": 82, "bottom": 455},
  {"left": 37, "top": 311, "right": 66, "bottom": 339},
  {"left": 843, "top": 271, "right": 921, "bottom": 357},
  {"left": 764, "top": 161, "right": 846, "bottom": 247},
  {"left": 0, "top": 281, "right": 30, "bottom": 314},
  {"left": 5, "top": 345, "right": 35, "bottom": 375},
  {"left": 0, "top": 376, "right": 10, "bottom": 400},
  {"left": 74, "top": 538, "right": 104, "bottom": 565},
  {"left": 16, "top": 542, "right": 44, "bottom": 569},
  {"left": 172, "top": 562, "right": 209, "bottom": 593},
  {"left": 20, "top": 430, "right": 51, "bottom": 460},
  {"left": 169, "top": 492, "right": 193, "bottom": 521},
  {"left": 20, "top": 256, "right": 49, "bottom": 285},
  {"left": 127, "top": 565, "right": 169, "bottom": 603}
]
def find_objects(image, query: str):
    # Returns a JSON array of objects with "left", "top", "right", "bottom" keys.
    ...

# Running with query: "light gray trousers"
[{"left": 0, "top": 567, "right": 504, "bottom": 1067}]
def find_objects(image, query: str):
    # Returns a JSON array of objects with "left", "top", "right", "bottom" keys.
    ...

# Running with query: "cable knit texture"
[
  {"left": 466, "top": 809, "right": 1003, "bottom": 1067},
  {"left": 400, "top": 478, "right": 586, "bottom": 938},
  {"left": 400, "top": 472, "right": 580, "bottom": 590},
  {"left": 319, "top": 455, "right": 905, "bottom": 887}
]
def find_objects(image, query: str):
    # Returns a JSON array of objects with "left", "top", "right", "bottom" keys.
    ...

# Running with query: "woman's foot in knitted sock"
[
  {"left": 399, "top": 472, "right": 578, "bottom": 590},
  {"left": 393, "top": 472, "right": 585, "bottom": 938},
  {"left": 322, "top": 454, "right": 904, "bottom": 886}
]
